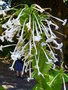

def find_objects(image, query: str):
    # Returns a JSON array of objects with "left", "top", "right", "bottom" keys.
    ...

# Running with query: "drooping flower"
[{"left": 0, "top": 45, "right": 3, "bottom": 51}]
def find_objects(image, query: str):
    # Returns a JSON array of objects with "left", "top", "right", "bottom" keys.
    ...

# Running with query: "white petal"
[
  {"left": 0, "top": 45, "right": 3, "bottom": 51},
  {"left": 62, "top": 19, "right": 67, "bottom": 26},
  {"left": 0, "top": 36, "right": 4, "bottom": 42},
  {"left": 9, "top": 67, "right": 14, "bottom": 71}
]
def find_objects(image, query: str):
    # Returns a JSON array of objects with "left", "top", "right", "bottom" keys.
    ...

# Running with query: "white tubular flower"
[
  {"left": 6, "top": 37, "right": 14, "bottom": 42},
  {"left": 0, "top": 45, "right": 3, "bottom": 51},
  {"left": 21, "top": 61, "right": 25, "bottom": 75},
  {"left": 34, "top": 35, "right": 41, "bottom": 42},
  {"left": 2, "top": 24, "right": 7, "bottom": 29},
  {"left": 32, "top": 19, "right": 37, "bottom": 55},
  {"left": 52, "top": 40, "right": 63, "bottom": 51},
  {"left": 11, "top": 51, "right": 21, "bottom": 60},
  {"left": 34, "top": 4, "right": 45, "bottom": 13},
  {"left": 17, "top": 8, "right": 25, "bottom": 20},
  {"left": 52, "top": 64, "right": 56, "bottom": 69},
  {"left": 41, "top": 42, "right": 46, "bottom": 47},
  {"left": 26, "top": 15, "right": 31, "bottom": 31},
  {"left": 62, "top": 19, "right": 67, "bottom": 26},
  {"left": 26, "top": 22, "right": 30, "bottom": 30},
  {"left": 35, "top": 55, "right": 44, "bottom": 78},
  {"left": 0, "top": 10, "right": 6, "bottom": 15},
  {"left": 27, "top": 61, "right": 34, "bottom": 82},
  {"left": 41, "top": 47, "right": 52, "bottom": 63},
  {"left": 47, "top": 44, "right": 58, "bottom": 62},
  {"left": 51, "top": 15, "right": 67, "bottom": 26},
  {"left": 6, "top": 20, "right": 13, "bottom": 28},
  {"left": 12, "top": 19, "right": 21, "bottom": 26},
  {"left": 0, "top": 44, "right": 16, "bottom": 51},
  {"left": 46, "top": 38, "right": 53, "bottom": 43},
  {"left": 21, "top": 19, "right": 27, "bottom": 39},
  {"left": 4, "top": 30, "right": 13, "bottom": 42},
  {"left": 34, "top": 14, "right": 42, "bottom": 34},
  {"left": 3, "top": 44, "right": 16, "bottom": 48},
  {"left": 29, "top": 38, "right": 32, "bottom": 55},
  {"left": 0, "top": 36, "right": 5, "bottom": 42},
  {"left": 46, "top": 38, "right": 63, "bottom": 52},
  {"left": 0, "top": 1, "right": 6, "bottom": 5},
  {"left": 45, "top": 20, "right": 56, "bottom": 37},
  {"left": 49, "top": 73, "right": 59, "bottom": 86},
  {"left": 22, "top": 42, "right": 29, "bottom": 51},
  {"left": 9, "top": 66, "right": 14, "bottom": 71},
  {"left": 42, "top": 42, "right": 58, "bottom": 62},
  {"left": 42, "top": 24, "right": 50, "bottom": 38},
  {"left": 35, "top": 21, "right": 41, "bottom": 38},
  {"left": 62, "top": 77, "right": 66, "bottom": 90},
  {"left": 48, "top": 21, "right": 59, "bottom": 30},
  {"left": 34, "top": 21, "right": 41, "bottom": 41},
  {"left": 56, "top": 43, "right": 63, "bottom": 50},
  {"left": 9, "top": 59, "right": 16, "bottom": 71}
]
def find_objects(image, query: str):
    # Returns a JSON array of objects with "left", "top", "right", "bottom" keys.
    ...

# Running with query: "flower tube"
[
  {"left": 33, "top": 4, "right": 45, "bottom": 13},
  {"left": 20, "top": 19, "right": 27, "bottom": 39},
  {"left": 26, "top": 15, "right": 31, "bottom": 31},
  {"left": 41, "top": 47, "right": 52, "bottom": 63},
  {"left": 17, "top": 8, "right": 25, "bottom": 20},
  {"left": 62, "top": 77, "right": 66, "bottom": 90},
  {"left": 34, "top": 13, "right": 42, "bottom": 34},
  {"left": 32, "top": 19, "right": 37, "bottom": 55},
  {"left": 51, "top": 15, "right": 67, "bottom": 26}
]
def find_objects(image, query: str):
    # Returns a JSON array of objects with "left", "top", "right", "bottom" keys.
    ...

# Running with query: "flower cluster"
[{"left": 0, "top": 4, "right": 67, "bottom": 83}]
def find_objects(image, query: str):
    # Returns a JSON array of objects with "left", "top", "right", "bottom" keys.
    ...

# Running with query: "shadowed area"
[{"left": 0, "top": 60, "right": 37, "bottom": 90}]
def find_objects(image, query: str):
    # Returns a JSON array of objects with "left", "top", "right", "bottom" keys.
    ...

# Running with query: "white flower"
[
  {"left": 46, "top": 38, "right": 53, "bottom": 43},
  {"left": 0, "top": 10, "right": 6, "bottom": 15},
  {"left": 12, "top": 19, "right": 21, "bottom": 26},
  {"left": 52, "top": 64, "right": 56, "bottom": 69},
  {"left": 2, "top": 24, "right": 7, "bottom": 29},
  {"left": 26, "top": 22, "right": 31, "bottom": 30},
  {"left": 56, "top": 43, "right": 63, "bottom": 50},
  {"left": 0, "top": 1, "right": 6, "bottom": 5},
  {"left": 35, "top": 55, "right": 44, "bottom": 77},
  {"left": 0, "top": 36, "right": 5, "bottom": 42},
  {"left": 0, "top": 45, "right": 3, "bottom": 51},
  {"left": 55, "top": 25, "right": 59, "bottom": 30},
  {"left": 26, "top": 15, "right": 31, "bottom": 31},
  {"left": 9, "top": 66, "right": 14, "bottom": 71},
  {"left": 34, "top": 35, "right": 41, "bottom": 42},
  {"left": 48, "top": 20, "right": 59, "bottom": 30},
  {"left": 41, "top": 42, "right": 46, "bottom": 46},
  {"left": 62, "top": 77, "right": 66, "bottom": 90},
  {"left": 6, "top": 38, "right": 14, "bottom": 42},
  {"left": 11, "top": 52, "right": 21, "bottom": 60},
  {"left": 62, "top": 19, "right": 67, "bottom": 26},
  {"left": 34, "top": 4, "right": 45, "bottom": 13},
  {"left": 41, "top": 47, "right": 52, "bottom": 63},
  {"left": 51, "top": 15, "right": 67, "bottom": 26}
]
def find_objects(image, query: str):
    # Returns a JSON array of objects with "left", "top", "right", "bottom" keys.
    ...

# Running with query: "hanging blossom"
[
  {"left": 0, "top": 4, "right": 67, "bottom": 81},
  {"left": 1, "top": 18, "right": 21, "bottom": 42},
  {"left": 50, "top": 15, "right": 67, "bottom": 26},
  {"left": 62, "top": 77, "right": 66, "bottom": 90},
  {"left": 35, "top": 55, "right": 44, "bottom": 78}
]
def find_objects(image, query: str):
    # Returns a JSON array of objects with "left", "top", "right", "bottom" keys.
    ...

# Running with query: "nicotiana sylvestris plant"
[{"left": 0, "top": 4, "right": 68, "bottom": 90}]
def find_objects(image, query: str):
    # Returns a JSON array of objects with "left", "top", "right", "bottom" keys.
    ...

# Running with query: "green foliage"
[{"left": 0, "top": 86, "right": 5, "bottom": 90}]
